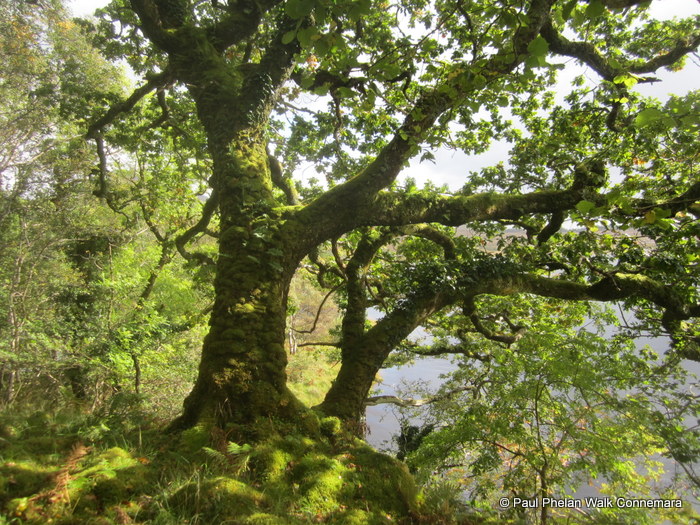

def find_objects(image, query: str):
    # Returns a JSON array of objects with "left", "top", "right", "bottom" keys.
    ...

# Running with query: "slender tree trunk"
[
  {"left": 131, "top": 353, "right": 141, "bottom": 395},
  {"left": 65, "top": 365, "right": 88, "bottom": 400},
  {"left": 0, "top": 368, "right": 16, "bottom": 405}
]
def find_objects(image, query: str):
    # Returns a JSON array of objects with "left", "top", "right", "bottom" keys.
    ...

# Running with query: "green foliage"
[{"left": 401, "top": 299, "right": 699, "bottom": 524}]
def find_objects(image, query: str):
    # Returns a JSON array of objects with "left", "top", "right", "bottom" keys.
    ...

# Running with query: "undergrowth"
[{"left": 0, "top": 403, "right": 477, "bottom": 525}]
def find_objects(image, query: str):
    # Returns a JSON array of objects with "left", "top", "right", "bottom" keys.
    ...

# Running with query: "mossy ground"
[{"left": 0, "top": 406, "right": 477, "bottom": 525}]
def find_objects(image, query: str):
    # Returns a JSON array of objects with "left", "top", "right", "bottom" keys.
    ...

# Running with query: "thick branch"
[
  {"left": 542, "top": 21, "right": 700, "bottom": 81},
  {"left": 289, "top": 0, "right": 556, "bottom": 253},
  {"left": 208, "top": 0, "right": 285, "bottom": 53},
  {"left": 362, "top": 268, "right": 699, "bottom": 369},
  {"left": 629, "top": 33, "right": 700, "bottom": 75},
  {"left": 365, "top": 386, "right": 474, "bottom": 407},
  {"left": 537, "top": 210, "right": 565, "bottom": 245},
  {"left": 129, "top": 0, "right": 179, "bottom": 51},
  {"left": 342, "top": 229, "right": 399, "bottom": 346},
  {"left": 353, "top": 160, "right": 605, "bottom": 228},
  {"left": 541, "top": 22, "right": 616, "bottom": 80}
]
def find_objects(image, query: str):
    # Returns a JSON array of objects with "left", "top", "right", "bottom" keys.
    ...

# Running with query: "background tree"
[{"left": 0, "top": 0, "right": 211, "bottom": 412}]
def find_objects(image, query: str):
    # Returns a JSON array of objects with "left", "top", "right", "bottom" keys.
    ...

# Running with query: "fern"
[
  {"left": 227, "top": 442, "right": 252, "bottom": 455},
  {"left": 202, "top": 446, "right": 226, "bottom": 463}
]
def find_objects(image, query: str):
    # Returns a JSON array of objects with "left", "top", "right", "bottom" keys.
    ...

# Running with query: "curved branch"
[
  {"left": 208, "top": 0, "right": 285, "bottom": 53},
  {"left": 541, "top": 21, "right": 700, "bottom": 81},
  {"left": 87, "top": 71, "right": 171, "bottom": 138},
  {"left": 289, "top": 0, "right": 555, "bottom": 253},
  {"left": 363, "top": 268, "right": 699, "bottom": 369},
  {"left": 540, "top": 22, "right": 616, "bottom": 80},
  {"left": 537, "top": 210, "right": 565, "bottom": 245},
  {"left": 268, "top": 147, "right": 299, "bottom": 205},
  {"left": 404, "top": 225, "right": 457, "bottom": 259},
  {"left": 174, "top": 189, "right": 218, "bottom": 266},
  {"left": 129, "top": 0, "right": 178, "bottom": 51},
  {"left": 463, "top": 298, "right": 526, "bottom": 346},
  {"left": 629, "top": 33, "right": 700, "bottom": 75}
]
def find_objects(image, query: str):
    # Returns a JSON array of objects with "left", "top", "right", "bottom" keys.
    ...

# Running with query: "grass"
[{"left": 286, "top": 348, "right": 339, "bottom": 408}]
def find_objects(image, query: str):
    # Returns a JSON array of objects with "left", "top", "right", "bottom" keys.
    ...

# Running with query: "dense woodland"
[{"left": 1, "top": 0, "right": 700, "bottom": 523}]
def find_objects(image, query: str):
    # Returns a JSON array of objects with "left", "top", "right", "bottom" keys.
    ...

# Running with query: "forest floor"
[
  {"left": 0, "top": 404, "right": 482, "bottom": 524},
  {"left": 0, "top": 351, "right": 483, "bottom": 525}
]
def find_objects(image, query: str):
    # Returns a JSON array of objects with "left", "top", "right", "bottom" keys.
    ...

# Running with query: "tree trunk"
[
  {"left": 319, "top": 347, "right": 385, "bottom": 424},
  {"left": 169, "top": 126, "right": 304, "bottom": 433},
  {"left": 319, "top": 290, "right": 451, "bottom": 427}
]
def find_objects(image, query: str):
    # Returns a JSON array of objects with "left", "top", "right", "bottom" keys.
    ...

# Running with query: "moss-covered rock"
[
  {"left": 329, "top": 508, "right": 395, "bottom": 525},
  {"left": 347, "top": 445, "right": 418, "bottom": 516},
  {"left": 243, "top": 512, "right": 292, "bottom": 524},
  {"left": 0, "top": 411, "right": 425, "bottom": 525},
  {"left": 293, "top": 453, "right": 349, "bottom": 515},
  {"left": 320, "top": 416, "right": 343, "bottom": 438}
]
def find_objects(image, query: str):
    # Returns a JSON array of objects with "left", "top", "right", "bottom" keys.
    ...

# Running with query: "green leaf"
[
  {"left": 576, "top": 200, "right": 596, "bottom": 214},
  {"left": 297, "top": 27, "right": 317, "bottom": 47},
  {"left": 562, "top": 0, "right": 578, "bottom": 20},
  {"left": 613, "top": 74, "right": 638, "bottom": 89},
  {"left": 314, "top": 36, "right": 330, "bottom": 56},
  {"left": 285, "top": 0, "right": 315, "bottom": 19},
  {"left": 585, "top": 0, "right": 606, "bottom": 18},
  {"left": 634, "top": 108, "right": 665, "bottom": 127},
  {"left": 527, "top": 35, "right": 549, "bottom": 57},
  {"left": 281, "top": 30, "right": 297, "bottom": 45},
  {"left": 349, "top": 0, "right": 371, "bottom": 22}
]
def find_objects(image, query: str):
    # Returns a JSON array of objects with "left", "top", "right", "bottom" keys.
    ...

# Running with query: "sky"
[{"left": 69, "top": 0, "right": 699, "bottom": 190}]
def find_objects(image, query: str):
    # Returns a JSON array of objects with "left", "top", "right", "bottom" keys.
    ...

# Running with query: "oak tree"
[{"left": 86, "top": 0, "right": 700, "bottom": 436}]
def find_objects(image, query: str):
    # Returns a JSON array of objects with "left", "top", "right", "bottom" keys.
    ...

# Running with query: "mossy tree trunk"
[
  {"left": 142, "top": 15, "right": 309, "bottom": 431},
  {"left": 172, "top": 131, "right": 302, "bottom": 429}
]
